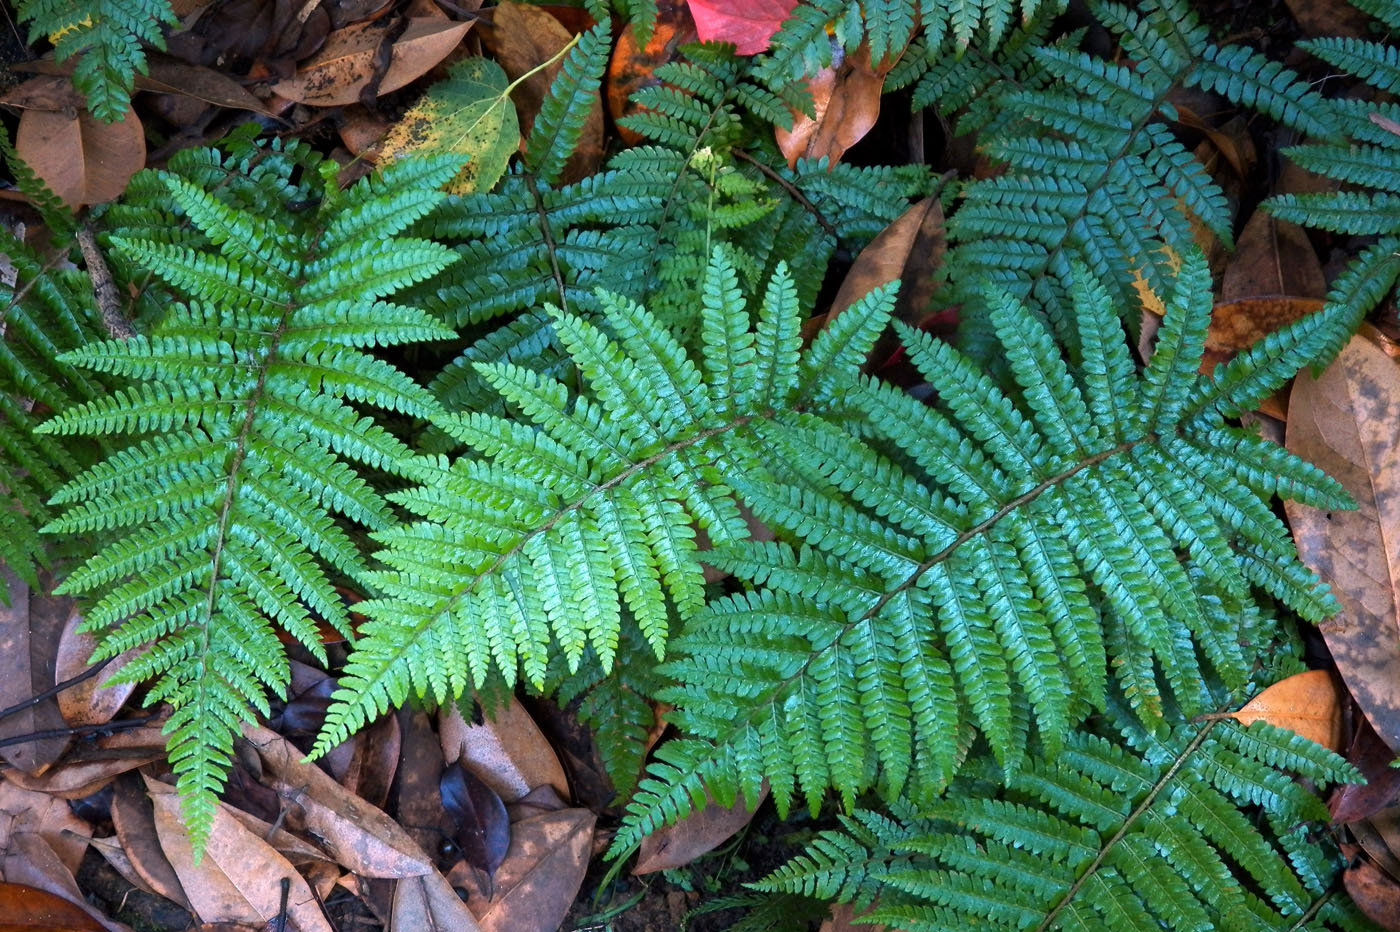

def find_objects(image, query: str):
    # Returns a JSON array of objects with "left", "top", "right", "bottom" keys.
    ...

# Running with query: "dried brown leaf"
[
  {"left": 147, "top": 779, "right": 332, "bottom": 932},
  {"left": 138, "top": 60, "right": 270, "bottom": 113},
  {"left": 0, "top": 875, "right": 112, "bottom": 932},
  {"left": 821, "top": 903, "right": 886, "bottom": 932},
  {"left": 1346, "top": 853, "right": 1400, "bottom": 930},
  {"left": 1285, "top": 333, "right": 1400, "bottom": 751},
  {"left": 270, "top": 17, "right": 472, "bottom": 107},
  {"left": 11, "top": 81, "right": 144, "bottom": 207},
  {"left": 776, "top": 47, "right": 883, "bottom": 168},
  {"left": 1228, "top": 669, "right": 1344, "bottom": 751},
  {"left": 1220, "top": 209, "right": 1327, "bottom": 302},
  {"left": 391, "top": 867, "right": 484, "bottom": 931},
  {"left": 111, "top": 774, "right": 190, "bottom": 911},
  {"left": 0, "top": 758, "right": 93, "bottom": 875},
  {"left": 243, "top": 723, "right": 435, "bottom": 878},
  {"left": 1, "top": 834, "right": 130, "bottom": 932},
  {"left": 461, "top": 808, "right": 594, "bottom": 932},
  {"left": 0, "top": 571, "right": 72, "bottom": 774},
  {"left": 438, "top": 697, "right": 568, "bottom": 803},
  {"left": 634, "top": 785, "right": 767, "bottom": 874},
  {"left": 53, "top": 607, "right": 135, "bottom": 730}
]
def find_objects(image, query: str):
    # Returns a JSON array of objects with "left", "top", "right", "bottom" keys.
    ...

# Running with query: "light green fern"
[{"left": 38, "top": 141, "right": 461, "bottom": 853}]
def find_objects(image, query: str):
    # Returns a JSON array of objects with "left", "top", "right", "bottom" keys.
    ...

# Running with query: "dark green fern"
[{"left": 37, "top": 141, "right": 461, "bottom": 852}]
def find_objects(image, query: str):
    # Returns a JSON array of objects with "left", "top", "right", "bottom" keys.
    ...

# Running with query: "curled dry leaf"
[
  {"left": 270, "top": 17, "right": 473, "bottom": 107},
  {"left": 1333, "top": 718, "right": 1400, "bottom": 823},
  {"left": 634, "top": 784, "right": 768, "bottom": 874},
  {"left": 776, "top": 50, "right": 884, "bottom": 168},
  {"left": 438, "top": 696, "right": 568, "bottom": 803},
  {"left": 0, "top": 761, "right": 93, "bottom": 875},
  {"left": 1285, "top": 332, "right": 1400, "bottom": 751},
  {"left": 460, "top": 808, "right": 595, "bottom": 932},
  {"left": 1228, "top": 669, "right": 1344, "bottom": 752},
  {"left": 147, "top": 779, "right": 332, "bottom": 932},
  {"left": 7, "top": 77, "right": 145, "bottom": 208},
  {"left": 243, "top": 722, "right": 435, "bottom": 878}
]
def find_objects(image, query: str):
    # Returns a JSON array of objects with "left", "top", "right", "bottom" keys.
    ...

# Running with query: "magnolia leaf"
[
  {"left": 270, "top": 17, "right": 473, "bottom": 107},
  {"left": 378, "top": 57, "right": 520, "bottom": 194},
  {"left": 0, "top": 570, "right": 71, "bottom": 775},
  {"left": 10, "top": 77, "right": 144, "bottom": 207},
  {"left": 688, "top": 0, "right": 797, "bottom": 54},
  {"left": 634, "top": 783, "right": 767, "bottom": 874},
  {"left": 438, "top": 697, "right": 569, "bottom": 803},
  {"left": 391, "top": 867, "right": 485, "bottom": 931},
  {"left": 460, "top": 808, "right": 595, "bottom": 932},
  {"left": 776, "top": 51, "right": 885, "bottom": 168},
  {"left": 1345, "top": 853, "right": 1400, "bottom": 930}
]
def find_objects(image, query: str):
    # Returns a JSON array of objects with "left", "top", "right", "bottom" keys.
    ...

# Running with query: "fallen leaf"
[
  {"left": 776, "top": 50, "right": 884, "bottom": 168},
  {"left": 1, "top": 747, "right": 162, "bottom": 800},
  {"left": 1346, "top": 853, "right": 1400, "bottom": 930},
  {"left": 0, "top": 570, "right": 73, "bottom": 774},
  {"left": 10, "top": 78, "right": 145, "bottom": 208},
  {"left": 392, "top": 707, "right": 459, "bottom": 872},
  {"left": 1, "top": 834, "right": 129, "bottom": 932},
  {"left": 687, "top": 0, "right": 798, "bottom": 55},
  {"left": 484, "top": 1, "right": 603, "bottom": 182},
  {"left": 377, "top": 57, "right": 520, "bottom": 194},
  {"left": 822, "top": 903, "right": 887, "bottom": 932},
  {"left": 1283, "top": 0, "right": 1374, "bottom": 38},
  {"left": 137, "top": 60, "right": 270, "bottom": 113},
  {"left": 0, "top": 780, "right": 91, "bottom": 877},
  {"left": 270, "top": 17, "right": 473, "bottom": 107},
  {"left": 243, "top": 723, "right": 435, "bottom": 878},
  {"left": 53, "top": 605, "right": 136, "bottom": 730},
  {"left": 460, "top": 808, "right": 595, "bottom": 932},
  {"left": 438, "top": 696, "right": 569, "bottom": 803},
  {"left": 391, "top": 866, "right": 484, "bottom": 931},
  {"left": 1220, "top": 208, "right": 1327, "bottom": 303},
  {"left": 1285, "top": 333, "right": 1400, "bottom": 752},
  {"left": 1333, "top": 717, "right": 1400, "bottom": 823},
  {"left": 604, "top": 0, "right": 696, "bottom": 146},
  {"left": 0, "top": 880, "right": 107, "bottom": 932},
  {"left": 1207, "top": 297, "right": 1326, "bottom": 355},
  {"left": 110, "top": 775, "right": 191, "bottom": 912},
  {"left": 86, "top": 835, "right": 160, "bottom": 900},
  {"left": 326, "top": 710, "right": 400, "bottom": 810},
  {"left": 440, "top": 762, "right": 510, "bottom": 880},
  {"left": 1228, "top": 670, "right": 1344, "bottom": 751},
  {"left": 634, "top": 784, "right": 767, "bottom": 874},
  {"left": 148, "top": 779, "right": 333, "bottom": 932}
]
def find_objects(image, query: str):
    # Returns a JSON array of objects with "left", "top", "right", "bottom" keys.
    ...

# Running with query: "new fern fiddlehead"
[{"left": 38, "top": 141, "right": 461, "bottom": 851}]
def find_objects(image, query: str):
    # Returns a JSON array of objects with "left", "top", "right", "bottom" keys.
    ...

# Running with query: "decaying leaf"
[
  {"left": 270, "top": 17, "right": 473, "bottom": 107},
  {"left": 776, "top": 49, "right": 884, "bottom": 168},
  {"left": 604, "top": 0, "right": 696, "bottom": 147},
  {"left": 439, "top": 762, "right": 510, "bottom": 880},
  {"left": 461, "top": 808, "right": 595, "bottom": 932},
  {"left": 0, "top": 879, "right": 109, "bottom": 932},
  {"left": 391, "top": 866, "right": 484, "bottom": 931},
  {"left": 1228, "top": 669, "right": 1344, "bottom": 751},
  {"left": 438, "top": 696, "right": 569, "bottom": 803},
  {"left": 243, "top": 722, "right": 435, "bottom": 878},
  {"left": 1286, "top": 331, "right": 1400, "bottom": 751},
  {"left": 377, "top": 57, "right": 520, "bottom": 194},
  {"left": 6, "top": 77, "right": 145, "bottom": 208},
  {"left": 1346, "top": 852, "right": 1400, "bottom": 931},
  {"left": 1332, "top": 718, "right": 1400, "bottom": 823},
  {"left": 1220, "top": 208, "right": 1327, "bottom": 303},
  {"left": 0, "top": 571, "right": 73, "bottom": 775},
  {"left": 0, "top": 780, "right": 92, "bottom": 878},
  {"left": 822, "top": 903, "right": 887, "bottom": 932},
  {"left": 148, "top": 779, "right": 332, "bottom": 932},
  {"left": 111, "top": 774, "right": 191, "bottom": 911},
  {"left": 53, "top": 605, "right": 135, "bottom": 729},
  {"left": 634, "top": 785, "right": 768, "bottom": 874}
]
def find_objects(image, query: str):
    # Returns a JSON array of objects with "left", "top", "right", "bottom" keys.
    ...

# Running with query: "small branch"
[
  {"left": 732, "top": 149, "right": 840, "bottom": 243},
  {"left": 76, "top": 221, "right": 133, "bottom": 340},
  {"left": 0, "top": 656, "right": 113, "bottom": 725},
  {"left": 0, "top": 713, "right": 160, "bottom": 750}
]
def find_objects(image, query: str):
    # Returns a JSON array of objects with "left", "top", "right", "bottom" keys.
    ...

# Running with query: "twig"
[
  {"left": 731, "top": 149, "right": 840, "bottom": 243},
  {"left": 76, "top": 221, "right": 133, "bottom": 340},
  {"left": 274, "top": 876, "right": 290, "bottom": 932},
  {"left": 0, "top": 655, "right": 113, "bottom": 725},
  {"left": 0, "top": 712, "right": 159, "bottom": 750}
]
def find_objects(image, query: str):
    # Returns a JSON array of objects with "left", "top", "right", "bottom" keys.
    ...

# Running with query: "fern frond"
[
  {"left": 758, "top": 701, "right": 1362, "bottom": 931},
  {"left": 610, "top": 251, "right": 1352, "bottom": 858},
  {"left": 40, "top": 145, "right": 460, "bottom": 856},
  {"left": 311, "top": 249, "right": 896, "bottom": 758},
  {"left": 19, "top": 0, "right": 177, "bottom": 121}
]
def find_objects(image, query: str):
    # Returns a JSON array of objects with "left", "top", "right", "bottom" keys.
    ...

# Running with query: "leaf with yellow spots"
[{"left": 379, "top": 57, "right": 520, "bottom": 195}]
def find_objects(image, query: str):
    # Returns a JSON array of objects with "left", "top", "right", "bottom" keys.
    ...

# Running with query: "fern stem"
[
  {"left": 732, "top": 149, "right": 840, "bottom": 243},
  {"left": 528, "top": 175, "right": 570, "bottom": 314},
  {"left": 1033, "top": 717, "right": 1219, "bottom": 932}
]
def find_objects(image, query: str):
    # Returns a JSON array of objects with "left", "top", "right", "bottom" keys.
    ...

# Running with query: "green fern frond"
[
  {"left": 19, "top": 0, "right": 177, "bottom": 121},
  {"left": 757, "top": 699, "right": 1363, "bottom": 931},
  {"left": 609, "top": 251, "right": 1353, "bottom": 857},
  {"left": 310, "top": 248, "right": 897, "bottom": 758},
  {"left": 39, "top": 143, "right": 461, "bottom": 855},
  {"left": 525, "top": 22, "right": 612, "bottom": 186}
]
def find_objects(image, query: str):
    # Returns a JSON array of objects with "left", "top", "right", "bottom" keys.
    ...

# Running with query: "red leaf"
[{"left": 686, "top": 0, "right": 799, "bottom": 55}]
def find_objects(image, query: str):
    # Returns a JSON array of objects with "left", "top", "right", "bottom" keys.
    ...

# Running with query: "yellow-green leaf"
[{"left": 379, "top": 57, "right": 520, "bottom": 195}]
